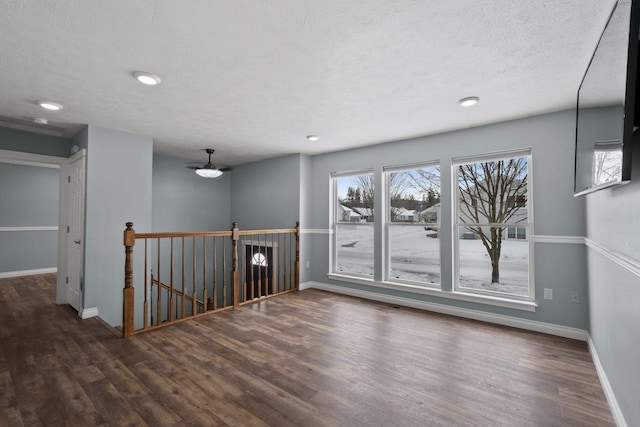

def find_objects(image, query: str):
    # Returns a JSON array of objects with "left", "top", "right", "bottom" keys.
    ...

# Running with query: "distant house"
[
  {"left": 393, "top": 207, "right": 418, "bottom": 222},
  {"left": 338, "top": 204, "right": 362, "bottom": 222},
  {"left": 420, "top": 204, "right": 440, "bottom": 223},
  {"left": 353, "top": 207, "right": 373, "bottom": 222}
]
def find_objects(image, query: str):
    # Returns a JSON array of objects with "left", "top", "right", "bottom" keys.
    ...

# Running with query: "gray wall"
[
  {"left": 230, "top": 154, "right": 302, "bottom": 230},
  {"left": 306, "top": 110, "right": 590, "bottom": 328},
  {"left": 0, "top": 163, "right": 59, "bottom": 273},
  {"left": 0, "top": 127, "right": 71, "bottom": 157},
  {"left": 585, "top": 136, "right": 640, "bottom": 426},
  {"left": 83, "top": 125, "right": 153, "bottom": 327},
  {"left": 152, "top": 154, "right": 231, "bottom": 232},
  {"left": 299, "top": 154, "right": 312, "bottom": 283}
]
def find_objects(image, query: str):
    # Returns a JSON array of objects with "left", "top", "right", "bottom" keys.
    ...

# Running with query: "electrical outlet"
[
  {"left": 306, "top": 261, "right": 310, "bottom": 269},
  {"left": 571, "top": 291, "right": 581, "bottom": 304},
  {"left": 543, "top": 288, "right": 553, "bottom": 300}
]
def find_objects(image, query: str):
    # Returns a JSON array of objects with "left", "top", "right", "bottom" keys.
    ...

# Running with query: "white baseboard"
[
  {"left": 300, "top": 281, "right": 588, "bottom": 341},
  {"left": 0, "top": 267, "right": 57, "bottom": 279},
  {"left": 588, "top": 336, "right": 627, "bottom": 427},
  {"left": 80, "top": 307, "right": 99, "bottom": 319}
]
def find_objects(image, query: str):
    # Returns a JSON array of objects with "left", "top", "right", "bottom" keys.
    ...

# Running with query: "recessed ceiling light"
[
  {"left": 133, "top": 71, "right": 161, "bottom": 86},
  {"left": 458, "top": 96, "right": 479, "bottom": 107},
  {"left": 37, "top": 101, "right": 63, "bottom": 111},
  {"left": 307, "top": 135, "right": 319, "bottom": 141}
]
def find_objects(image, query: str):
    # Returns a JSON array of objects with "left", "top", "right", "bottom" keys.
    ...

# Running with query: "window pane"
[
  {"left": 593, "top": 145, "right": 622, "bottom": 185},
  {"left": 458, "top": 157, "right": 528, "bottom": 225},
  {"left": 457, "top": 227, "right": 529, "bottom": 296},
  {"left": 517, "top": 227, "right": 527, "bottom": 240},
  {"left": 456, "top": 154, "right": 531, "bottom": 299},
  {"left": 335, "top": 223, "right": 374, "bottom": 276},
  {"left": 388, "top": 225, "right": 440, "bottom": 285},
  {"left": 389, "top": 167, "right": 440, "bottom": 223},
  {"left": 336, "top": 173, "right": 374, "bottom": 223},
  {"left": 334, "top": 171, "right": 374, "bottom": 277}
]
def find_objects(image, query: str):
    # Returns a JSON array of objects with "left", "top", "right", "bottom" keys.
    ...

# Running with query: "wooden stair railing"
[{"left": 123, "top": 222, "right": 300, "bottom": 337}]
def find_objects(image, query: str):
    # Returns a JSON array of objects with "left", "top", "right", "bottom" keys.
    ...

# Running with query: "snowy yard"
[{"left": 335, "top": 224, "right": 529, "bottom": 296}]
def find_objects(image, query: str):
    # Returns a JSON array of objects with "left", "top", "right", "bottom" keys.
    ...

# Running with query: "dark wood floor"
[{"left": 0, "top": 274, "right": 614, "bottom": 426}]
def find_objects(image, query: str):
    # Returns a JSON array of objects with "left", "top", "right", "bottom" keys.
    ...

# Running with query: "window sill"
[{"left": 327, "top": 273, "right": 537, "bottom": 312}]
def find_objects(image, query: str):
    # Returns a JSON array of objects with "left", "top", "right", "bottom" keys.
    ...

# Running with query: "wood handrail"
[
  {"left": 133, "top": 228, "right": 297, "bottom": 239},
  {"left": 122, "top": 221, "right": 300, "bottom": 337},
  {"left": 135, "top": 231, "right": 232, "bottom": 239},
  {"left": 153, "top": 278, "right": 205, "bottom": 306},
  {"left": 237, "top": 228, "right": 297, "bottom": 235}
]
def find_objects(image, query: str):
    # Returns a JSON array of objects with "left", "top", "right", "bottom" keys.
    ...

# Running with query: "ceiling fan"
[{"left": 186, "top": 149, "right": 230, "bottom": 178}]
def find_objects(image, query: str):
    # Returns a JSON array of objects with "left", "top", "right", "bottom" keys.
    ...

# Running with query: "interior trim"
[
  {"left": 81, "top": 307, "right": 99, "bottom": 320},
  {"left": 585, "top": 238, "right": 640, "bottom": 278},
  {"left": 327, "top": 273, "right": 537, "bottom": 312},
  {"left": 0, "top": 149, "right": 64, "bottom": 168},
  {"left": 304, "top": 230, "right": 587, "bottom": 244},
  {"left": 0, "top": 226, "right": 58, "bottom": 232},
  {"left": 301, "top": 281, "right": 587, "bottom": 341},
  {"left": 0, "top": 267, "right": 57, "bottom": 279},
  {"left": 588, "top": 335, "right": 628, "bottom": 427},
  {"left": 300, "top": 228, "right": 331, "bottom": 234},
  {"left": 532, "top": 235, "right": 585, "bottom": 244}
]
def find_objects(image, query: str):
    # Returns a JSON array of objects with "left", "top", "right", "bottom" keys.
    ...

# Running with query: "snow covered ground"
[
  {"left": 335, "top": 224, "right": 375, "bottom": 276},
  {"left": 458, "top": 234, "right": 529, "bottom": 296},
  {"left": 388, "top": 226, "right": 440, "bottom": 284},
  {"left": 335, "top": 224, "right": 529, "bottom": 296}
]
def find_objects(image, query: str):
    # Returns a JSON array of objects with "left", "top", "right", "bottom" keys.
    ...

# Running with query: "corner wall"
[
  {"left": 585, "top": 136, "right": 640, "bottom": 426},
  {"left": 83, "top": 126, "right": 153, "bottom": 327},
  {"left": 152, "top": 154, "right": 231, "bottom": 232},
  {"left": 230, "top": 154, "right": 302, "bottom": 230}
]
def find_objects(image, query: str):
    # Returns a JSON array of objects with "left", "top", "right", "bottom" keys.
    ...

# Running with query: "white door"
[{"left": 64, "top": 155, "right": 85, "bottom": 312}]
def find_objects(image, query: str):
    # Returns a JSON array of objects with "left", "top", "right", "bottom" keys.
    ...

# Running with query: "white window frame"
[
  {"left": 383, "top": 161, "right": 441, "bottom": 288},
  {"left": 452, "top": 149, "right": 534, "bottom": 302},
  {"left": 330, "top": 169, "right": 375, "bottom": 279}
]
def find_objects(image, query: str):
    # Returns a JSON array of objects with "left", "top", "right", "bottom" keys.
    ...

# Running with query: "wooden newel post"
[
  {"left": 123, "top": 222, "right": 135, "bottom": 338},
  {"left": 231, "top": 222, "right": 239, "bottom": 308},
  {"left": 295, "top": 221, "right": 300, "bottom": 290}
]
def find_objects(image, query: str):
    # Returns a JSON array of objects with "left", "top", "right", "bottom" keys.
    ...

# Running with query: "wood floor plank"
[
  {"left": 82, "top": 378, "right": 148, "bottom": 426},
  {"left": 37, "top": 353, "right": 101, "bottom": 423},
  {"left": 94, "top": 358, "right": 183, "bottom": 426},
  {"left": 0, "top": 273, "right": 615, "bottom": 426},
  {"left": 130, "top": 358, "right": 250, "bottom": 426}
]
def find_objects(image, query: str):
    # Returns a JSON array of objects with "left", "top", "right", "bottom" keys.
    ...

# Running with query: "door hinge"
[
  {"left": 65, "top": 276, "right": 69, "bottom": 284},
  {"left": 67, "top": 226, "right": 70, "bottom": 233},
  {"left": 68, "top": 176, "right": 71, "bottom": 183}
]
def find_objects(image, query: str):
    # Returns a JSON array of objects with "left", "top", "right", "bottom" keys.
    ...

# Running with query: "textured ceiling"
[{"left": 0, "top": 0, "right": 619, "bottom": 166}]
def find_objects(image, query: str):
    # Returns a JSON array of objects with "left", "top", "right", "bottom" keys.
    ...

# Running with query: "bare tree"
[
  {"left": 458, "top": 158, "right": 527, "bottom": 284},
  {"left": 387, "top": 171, "right": 417, "bottom": 220},
  {"left": 352, "top": 174, "right": 374, "bottom": 221},
  {"left": 407, "top": 168, "right": 439, "bottom": 198},
  {"left": 593, "top": 149, "right": 622, "bottom": 185}
]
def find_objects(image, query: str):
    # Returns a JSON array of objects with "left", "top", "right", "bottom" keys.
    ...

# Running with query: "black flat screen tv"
[{"left": 574, "top": 0, "right": 640, "bottom": 196}]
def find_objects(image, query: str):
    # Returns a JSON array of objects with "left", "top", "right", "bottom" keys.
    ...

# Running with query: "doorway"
[{"left": 0, "top": 148, "right": 86, "bottom": 315}]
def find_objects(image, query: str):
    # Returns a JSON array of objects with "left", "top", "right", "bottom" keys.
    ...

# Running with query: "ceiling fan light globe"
[{"left": 195, "top": 168, "right": 223, "bottom": 178}]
